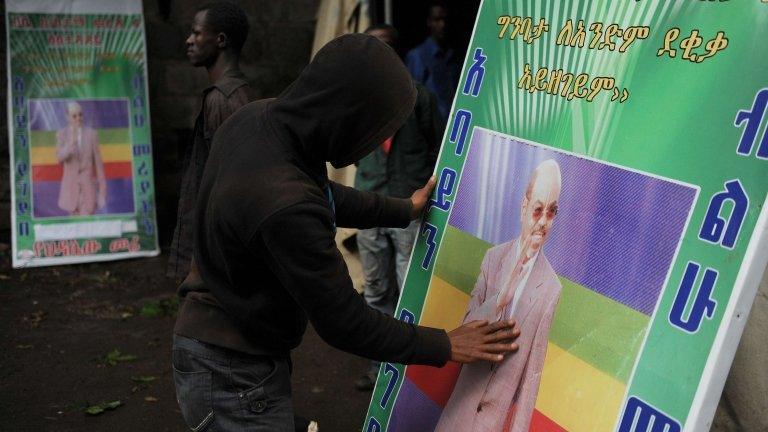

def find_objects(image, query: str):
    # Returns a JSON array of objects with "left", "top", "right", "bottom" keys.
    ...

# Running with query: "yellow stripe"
[
  {"left": 30, "top": 144, "right": 132, "bottom": 165},
  {"left": 419, "top": 276, "right": 470, "bottom": 329},
  {"left": 535, "top": 343, "right": 626, "bottom": 432}
]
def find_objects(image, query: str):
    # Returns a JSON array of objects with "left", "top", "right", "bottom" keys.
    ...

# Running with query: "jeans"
[
  {"left": 172, "top": 335, "right": 294, "bottom": 431},
  {"left": 356, "top": 219, "right": 420, "bottom": 375},
  {"left": 356, "top": 219, "right": 420, "bottom": 315}
]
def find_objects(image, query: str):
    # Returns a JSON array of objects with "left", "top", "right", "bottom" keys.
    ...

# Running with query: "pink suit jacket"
[
  {"left": 435, "top": 239, "right": 562, "bottom": 432},
  {"left": 56, "top": 125, "right": 106, "bottom": 214}
]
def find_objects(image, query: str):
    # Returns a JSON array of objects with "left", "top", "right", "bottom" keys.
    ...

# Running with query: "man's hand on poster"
[
  {"left": 409, "top": 176, "right": 437, "bottom": 219},
  {"left": 448, "top": 319, "right": 520, "bottom": 363}
]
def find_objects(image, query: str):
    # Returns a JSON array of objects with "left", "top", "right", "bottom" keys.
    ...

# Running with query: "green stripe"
[
  {"left": 434, "top": 225, "right": 492, "bottom": 295},
  {"left": 30, "top": 128, "right": 131, "bottom": 147},
  {"left": 436, "top": 224, "right": 648, "bottom": 383},
  {"left": 550, "top": 277, "right": 649, "bottom": 384}
]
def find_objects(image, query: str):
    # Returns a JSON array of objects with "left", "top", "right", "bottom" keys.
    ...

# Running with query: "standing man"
[
  {"left": 56, "top": 101, "right": 106, "bottom": 216},
  {"left": 436, "top": 160, "right": 563, "bottom": 432},
  {"left": 353, "top": 24, "right": 444, "bottom": 391},
  {"left": 172, "top": 34, "right": 519, "bottom": 431},
  {"left": 405, "top": 1, "right": 461, "bottom": 122},
  {"left": 167, "top": 1, "right": 254, "bottom": 281}
]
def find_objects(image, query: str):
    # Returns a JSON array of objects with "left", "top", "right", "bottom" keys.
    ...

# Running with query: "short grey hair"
[{"left": 67, "top": 101, "right": 82, "bottom": 115}]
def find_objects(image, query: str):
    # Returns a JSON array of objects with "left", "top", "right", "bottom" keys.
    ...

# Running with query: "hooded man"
[{"left": 171, "top": 34, "right": 519, "bottom": 431}]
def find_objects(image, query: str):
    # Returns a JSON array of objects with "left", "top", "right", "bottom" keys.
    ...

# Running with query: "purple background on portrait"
[
  {"left": 389, "top": 379, "right": 442, "bottom": 432},
  {"left": 448, "top": 130, "right": 697, "bottom": 316},
  {"left": 33, "top": 179, "right": 135, "bottom": 218},
  {"left": 29, "top": 99, "right": 130, "bottom": 131}
]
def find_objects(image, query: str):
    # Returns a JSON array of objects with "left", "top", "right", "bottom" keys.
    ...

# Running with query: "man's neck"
[
  {"left": 430, "top": 36, "right": 447, "bottom": 51},
  {"left": 206, "top": 52, "right": 239, "bottom": 84}
]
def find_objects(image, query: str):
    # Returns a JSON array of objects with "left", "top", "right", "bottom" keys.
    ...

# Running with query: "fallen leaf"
[
  {"left": 104, "top": 349, "right": 138, "bottom": 366},
  {"left": 144, "top": 396, "right": 158, "bottom": 402},
  {"left": 131, "top": 375, "right": 157, "bottom": 384},
  {"left": 16, "top": 344, "right": 33, "bottom": 349},
  {"left": 139, "top": 297, "right": 179, "bottom": 318},
  {"left": 84, "top": 400, "right": 121, "bottom": 416},
  {"left": 21, "top": 310, "right": 47, "bottom": 328}
]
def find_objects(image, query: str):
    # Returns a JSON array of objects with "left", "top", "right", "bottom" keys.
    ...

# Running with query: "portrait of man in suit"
[
  {"left": 435, "top": 159, "right": 563, "bottom": 432},
  {"left": 56, "top": 101, "right": 107, "bottom": 216}
]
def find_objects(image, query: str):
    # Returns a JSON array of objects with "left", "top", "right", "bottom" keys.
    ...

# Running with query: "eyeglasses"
[
  {"left": 70, "top": 112, "right": 83, "bottom": 118},
  {"left": 532, "top": 205, "right": 558, "bottom": 221}
]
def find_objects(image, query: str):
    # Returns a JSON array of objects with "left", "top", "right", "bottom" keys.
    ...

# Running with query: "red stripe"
[
  {"left": 405, "top": 361, "right": 462, "bottom": 408},
  {"left": 529, "top": 409, "right": 567, "bottom": 432},
  {"left": 32, "top": 162, "right": 133, "bottom": 181}
]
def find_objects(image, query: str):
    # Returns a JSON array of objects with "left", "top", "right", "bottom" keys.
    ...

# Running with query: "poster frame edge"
[{"left": 684, "top": 194, "right": 768, "bottom": 432}]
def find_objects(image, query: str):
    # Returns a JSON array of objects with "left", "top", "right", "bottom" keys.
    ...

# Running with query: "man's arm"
[
  {"left": 329, "top": 182, "right": 411, "bottom": 229},
  {"left": 463, "top": 249, "right": 493, "bottom": 324},
  {"left": 55, "top": 129, "right": 77, "bottom": 162},
  {"left": 330, "top": 176, "right": 436, "bottom": 228},
  {"left": 257, "top": 203, "right": 449, "bottom": 365},
  {"left": 256, "top": 203, "right": 519, "bottom": 365}
]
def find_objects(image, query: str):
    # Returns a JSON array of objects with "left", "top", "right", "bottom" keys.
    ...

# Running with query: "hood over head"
[{"left": 268, "top": 33, "right": 417, "bottom": 170}]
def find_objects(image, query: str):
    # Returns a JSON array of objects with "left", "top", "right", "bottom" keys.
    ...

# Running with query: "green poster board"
[
  {"left": 365, "top": 1, "right": 768, "bottom": 431},
  {"left": 6, "top": 0, "right": 158, "bottom": 267}
]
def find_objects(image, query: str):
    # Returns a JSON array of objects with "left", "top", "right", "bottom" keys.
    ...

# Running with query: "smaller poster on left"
[{"left": 6, "top": 0, "right": 159, "bottom": 267}]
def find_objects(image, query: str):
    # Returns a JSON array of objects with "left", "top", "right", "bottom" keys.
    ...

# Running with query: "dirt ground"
[
  {"left": 0, "top": 233, "right": 746, "bottom": 432},
  {"left": 0, "top": 242, "right": 373, "bottom": 432}
]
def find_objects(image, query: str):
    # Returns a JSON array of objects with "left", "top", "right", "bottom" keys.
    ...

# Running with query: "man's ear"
[{"left": 217, "top": 32, "right": 228, "bottom": 50}]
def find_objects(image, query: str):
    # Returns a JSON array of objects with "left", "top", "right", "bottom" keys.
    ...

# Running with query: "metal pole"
[{"left": 384, "top": 0, "right": 392, "bottom": 24}]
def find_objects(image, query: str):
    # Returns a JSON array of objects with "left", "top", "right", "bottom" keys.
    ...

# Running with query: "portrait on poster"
[
  {"left": 28, "top": 99, "right": 135, "bottom": 219},
  {"left": 388, "top": 128, "right": 699, "bottom": 431}
]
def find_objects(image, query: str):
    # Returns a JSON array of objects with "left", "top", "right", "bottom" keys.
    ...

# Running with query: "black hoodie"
[{"left": 174, "top": 34, "right": 451, "bottom": 367}]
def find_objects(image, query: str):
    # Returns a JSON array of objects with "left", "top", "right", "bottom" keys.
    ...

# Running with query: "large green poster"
[
  {"left": 365, "top": 1, "right": 768, "bottom": 431},
  {"left": 6, "top": 0, "right": 158, "bottom": 268}
]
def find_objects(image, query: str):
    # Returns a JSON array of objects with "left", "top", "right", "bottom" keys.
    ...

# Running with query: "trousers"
[
  {"left": 172, "top": 334, "right": 294, "bottom": 431},
  {"left": 356, "top": 220, "right": 419, "bottom": 376}
]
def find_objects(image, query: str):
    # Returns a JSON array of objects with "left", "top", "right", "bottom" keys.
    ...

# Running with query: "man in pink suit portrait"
[
  {"left": 435, "top": 159, "right": 563, "bottom": 432},
  {"left": 56, "top": 101, "right": 107, "bottom": 216}
]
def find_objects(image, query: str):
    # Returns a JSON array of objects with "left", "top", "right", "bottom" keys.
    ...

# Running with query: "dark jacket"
[
  {"left": 174, "top": 34, "right": 451, "bottom": 367},
  {"left": 167, "top": 69, "right": 252, "bottom": 280},
  {"left": 355, "top": 82, "right": 442, "bottom": 198}
]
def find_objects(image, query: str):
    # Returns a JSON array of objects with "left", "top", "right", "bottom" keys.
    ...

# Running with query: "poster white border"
[{"left": 6, "top": 0, "right": 159, "bottom": 268}]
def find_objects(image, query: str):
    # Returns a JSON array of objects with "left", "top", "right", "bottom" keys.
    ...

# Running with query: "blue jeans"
[
  {"left": 356, "top": 220, "right": 419, "bottom": 375},
  {"left": 356, "top": 220, "right": 420, "bottom": 316},
  {"left": 171, "top": 335, "right": 294, "bottom": 431}
]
